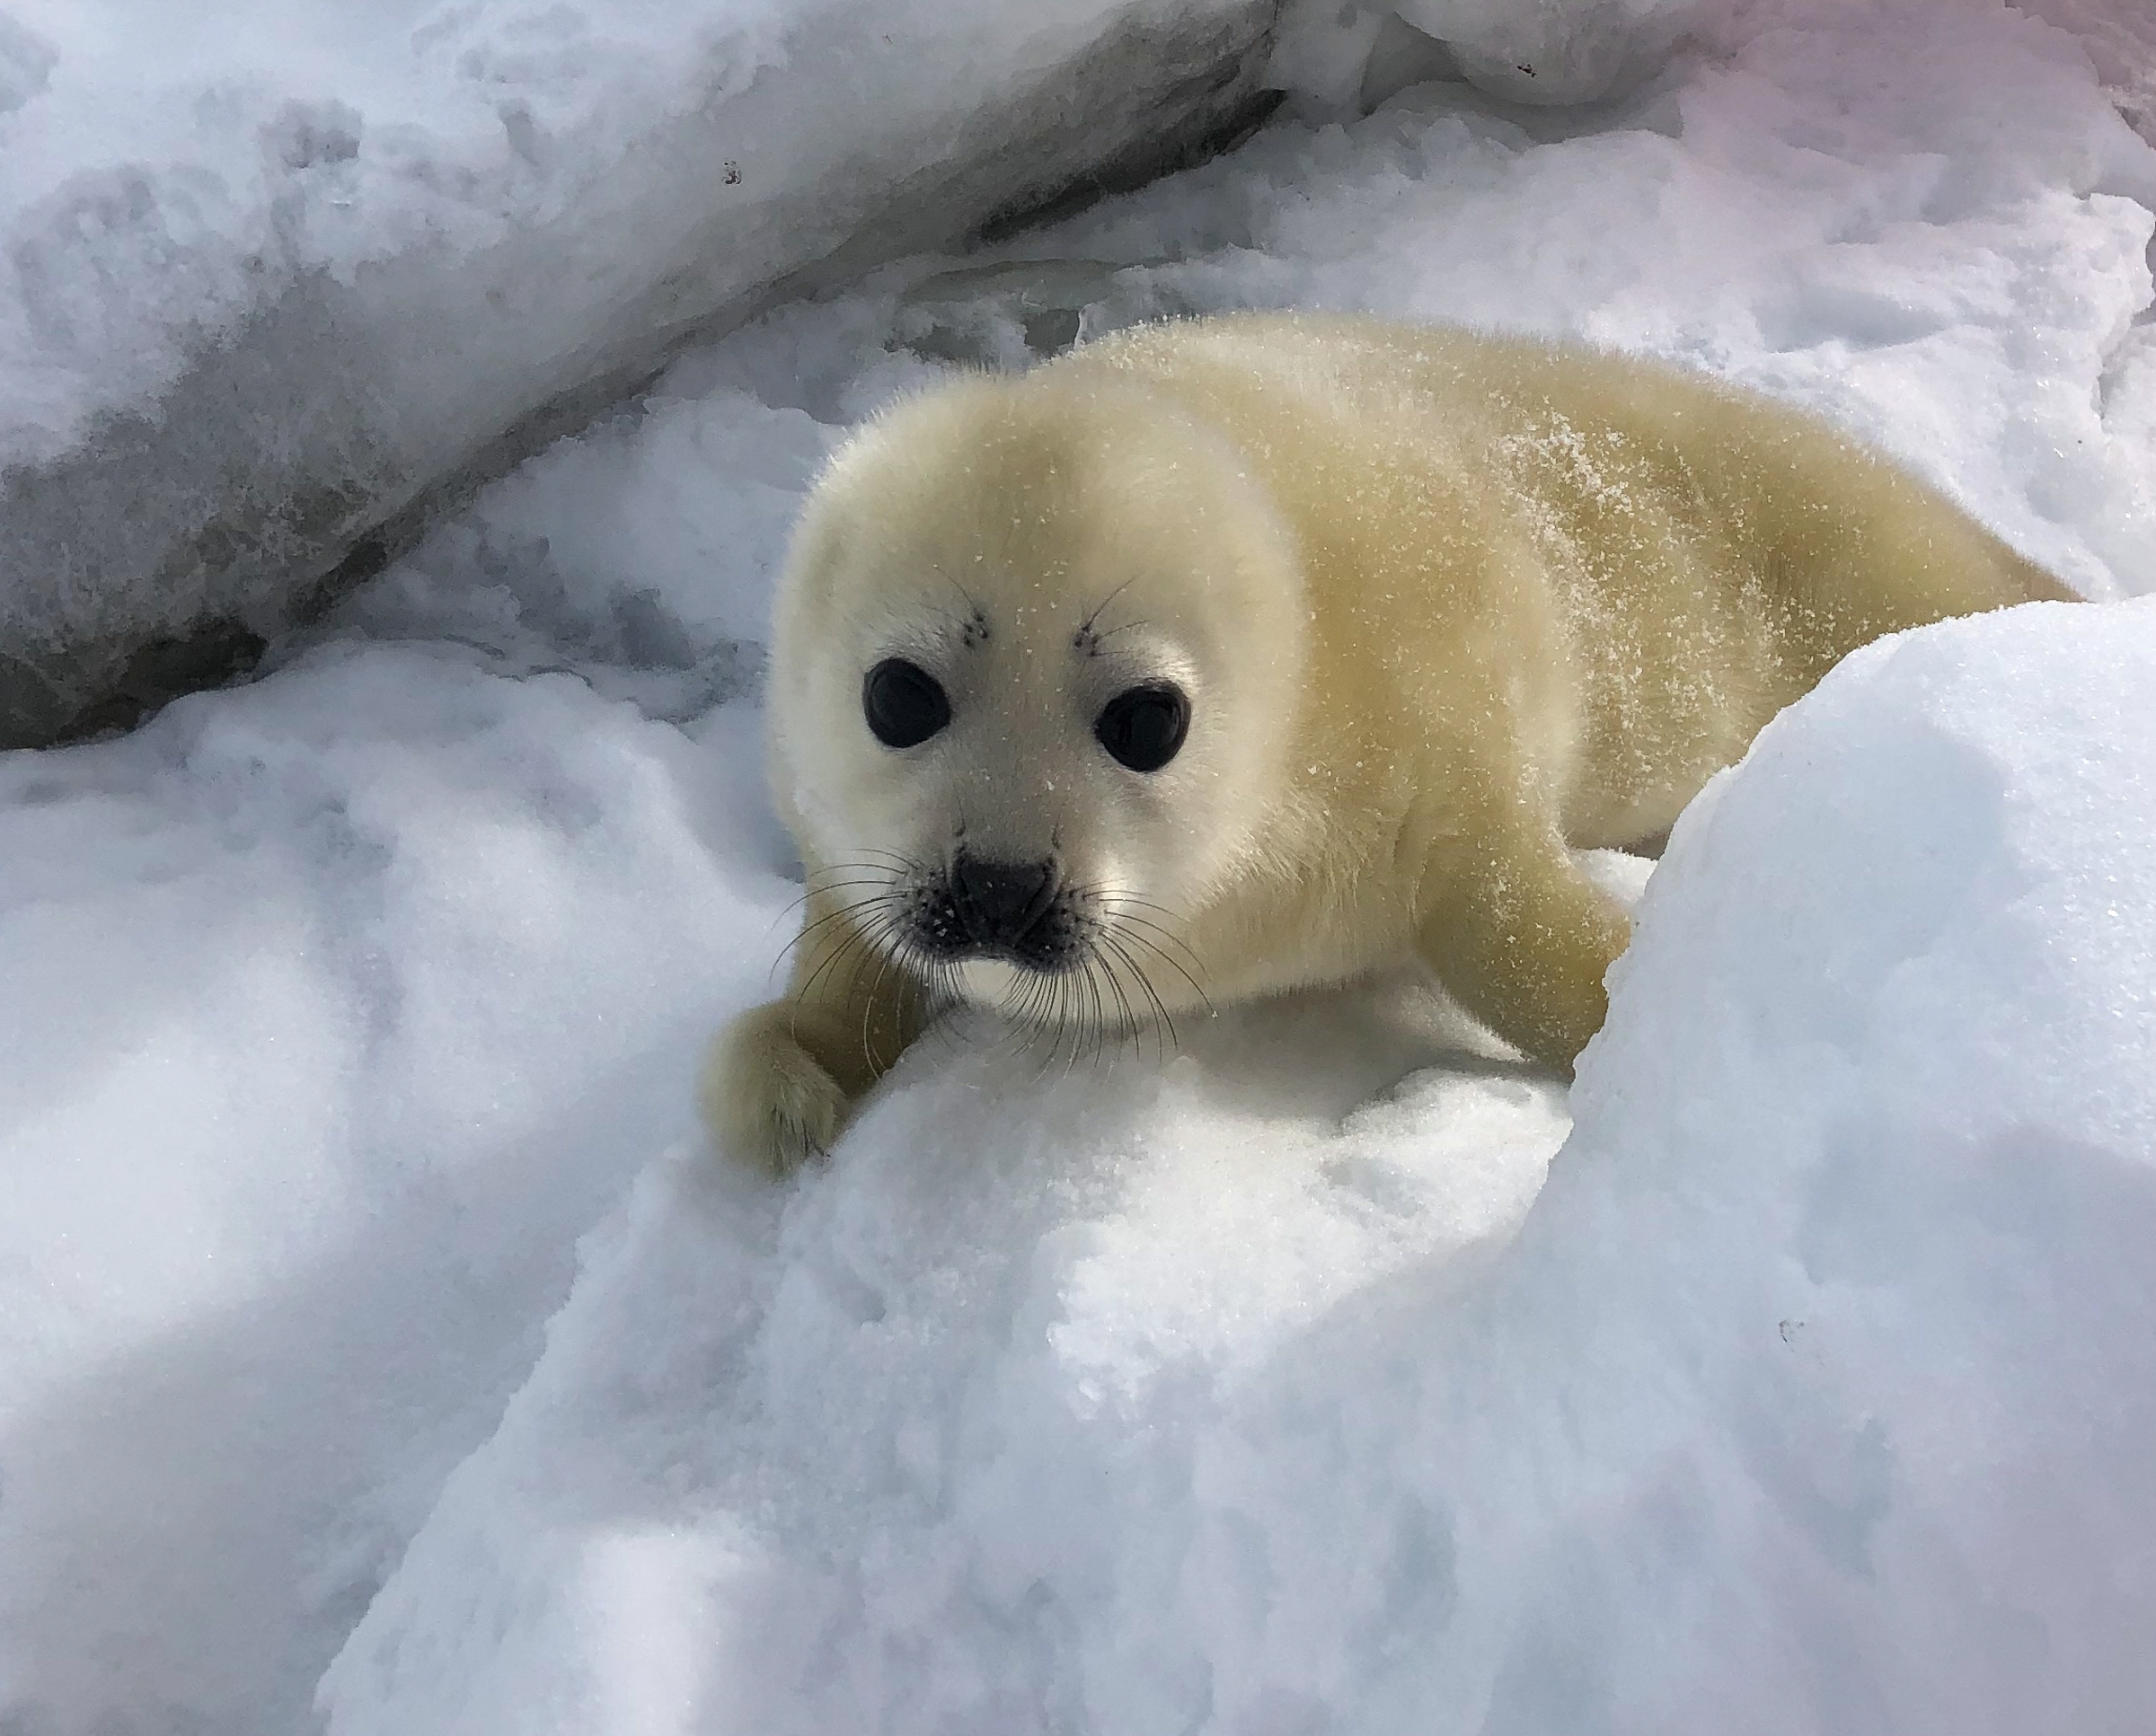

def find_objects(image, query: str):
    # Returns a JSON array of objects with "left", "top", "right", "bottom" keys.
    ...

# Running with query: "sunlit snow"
[{"left": 1, "top": 1, "right": 2152, "bottom": 1732}]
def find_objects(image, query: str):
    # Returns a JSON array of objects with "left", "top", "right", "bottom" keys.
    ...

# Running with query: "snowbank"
[
  {"left": 317, "top": 599, "right": 2156, "bottom": 1734},
  {"left": 19, "top": 0, "right": 2133, "bottom": 752},
  {"left": 0, "top": 0, "right": 1285, "bottom": 748},
  {"left": 0, "top": 645, "right": 790, "bottom": 1733}
]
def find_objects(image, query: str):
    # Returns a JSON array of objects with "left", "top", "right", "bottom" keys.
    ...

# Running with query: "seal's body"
[{"left": 707, "top": 313, "right": 2072, "bottom": 1168}]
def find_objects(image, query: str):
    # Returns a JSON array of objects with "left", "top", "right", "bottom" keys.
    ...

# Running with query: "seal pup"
[{"left": 705, "top": 312, "right": 2073, "bottom": 1170}]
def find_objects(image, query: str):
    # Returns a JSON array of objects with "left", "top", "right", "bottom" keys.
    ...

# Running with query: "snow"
[
  {"left": 4, "top": 1, "right": 2156, "bottom": 1732},
  {"left": 2021, "top": 0, "right": 2156, "bottom": 137},
  {"left": 0, "top": 0, "right": 1283, "bottom": 745},
  {"left": 0, "top": 648, "right": 787, "bottom": 1732},
  {"left": 1270, "top": 0, "right": 1711, "bottom": 110},
  {"left": 317, "top": 599, "right": 2156, "bottom": 1736}
]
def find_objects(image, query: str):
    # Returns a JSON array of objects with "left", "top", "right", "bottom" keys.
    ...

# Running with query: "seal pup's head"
[{"left": 767, "top": 365, "right": 1309, "bottom": 1041}]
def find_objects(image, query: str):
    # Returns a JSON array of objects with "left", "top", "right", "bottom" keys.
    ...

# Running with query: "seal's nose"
[{"left": 950, "top": 850, "right": 1056, "bottom": 948}]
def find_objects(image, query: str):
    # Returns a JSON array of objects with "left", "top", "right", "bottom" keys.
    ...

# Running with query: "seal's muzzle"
[{"left": 915, "top": 850, "right": 1081, "bottom": 972}]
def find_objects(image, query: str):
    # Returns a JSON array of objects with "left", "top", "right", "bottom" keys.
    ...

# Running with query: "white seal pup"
[{"left": 705, "top": 312, "right": 2073, "bottom": 1169}]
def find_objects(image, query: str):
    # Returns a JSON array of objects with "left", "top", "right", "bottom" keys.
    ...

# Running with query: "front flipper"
[
  {"left": 700, "top": 888, "right": 928, "bottom": 1172},
  {"left": 701, "top": 1000, "right": 855, "bottom": 1173},
  {"left": 1413, "top": 811, "right": 1632, "bottom": 1076}
]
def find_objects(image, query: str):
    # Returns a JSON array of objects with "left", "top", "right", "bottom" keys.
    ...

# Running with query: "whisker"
[
  {"left": 774, "top": 893, "right": 899, "bottom": 983},
  {"left": 782, "top": 932, "right": 875, "bottom": 1054},
  {"left": 1028, "top": 972, "right": 1078, "bottom": 1088},
  {"left": 769, "top": 882, "right": 893, "bottom": 939},
  {"left": 1082, "top": 952, "right": 1112, "bottom": 1083},
  {"left": 832, "top": 909, "right": 908, "bottom": 1068},
  {"left": 770, "top": 850, "right": 934, "bottom": 991},
  {"left": 1103, "top": 909, "right": 1208, "bottom": 975},
  {"left": 1087, "top": 618, "right": 1151, "bottom": 645},
  {"left": 853, "top": 907, "right": 916, "bottom": 1075},
  {"left": 760, "top": 868, "right": 900, "bottom": 947},
  {"left": 978, "top": 971, "right": 1039, "bottom": 1066},
  {"left": 1106, "top": 938, "right": 1157, "bottom": 1068},
  {"left": 798, "top": 856, "right": 918, "bottom": 890},
  {"left": 791, "top": 890, "right": 896, "bottom": 934},
  {"left": 1100, "top": 930, "right": 1180, "bottom": 1065},
  {"left": 1095, "top": 937, "right": 1144, "bottom": 1067},
  {"left": 931, "top": 562, "right": 986, "bottom": 624},
  {"left": 1060, "top": 970, "right": 1095, "bottom": 1078},
  {"left": 792, "top": 914, "right": 883, "bottom": 1014},
  {"left": 1096, "top": 898, "right": 1210, "bottom": 975},
  {"left": 1062, "top": 883, "right": 1213, "bottom": 1031},
  {"left": 1112, "top": 927, "right": 1216, "bottom": 1018},
  {"left": 1078, "top": 574, "right": 1137, "bottom": 639}
]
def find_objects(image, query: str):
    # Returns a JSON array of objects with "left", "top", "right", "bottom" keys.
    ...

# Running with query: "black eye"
[
  {"left": 1094, "top": 683, "right": 1189, "bottom": 772},
  {"left": 863, "top": 658, "right": 950, "bottom": 749}
]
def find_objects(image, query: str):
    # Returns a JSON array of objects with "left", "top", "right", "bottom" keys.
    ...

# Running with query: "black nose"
[{"left": 950, "top": 851, "right": 1056, "bottom": 948}]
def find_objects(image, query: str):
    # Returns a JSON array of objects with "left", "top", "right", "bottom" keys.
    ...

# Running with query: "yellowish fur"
[{"left": 708, "top": 313, "right": 2072, "bottom": 1170}]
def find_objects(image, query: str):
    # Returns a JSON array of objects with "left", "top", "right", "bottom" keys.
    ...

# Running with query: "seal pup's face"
[{"left": 767, "top": 371, "right": 1308, "bottom": 1040}]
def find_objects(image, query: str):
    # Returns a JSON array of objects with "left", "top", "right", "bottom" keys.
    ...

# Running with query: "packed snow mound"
[
  {"left": 2021, "top": 0, "right": 2156, "bottom": 138},
  {"left": 0, "top": 0, "right": 1282, "bottom": 749},
  {"left": 319, "top": 598, "right": 2156, "bottom": 1734},
  {"left": 0, "top": 645, "right": 791, "bottom": 1736}
]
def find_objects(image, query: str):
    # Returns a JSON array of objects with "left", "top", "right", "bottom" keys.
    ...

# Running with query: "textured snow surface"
[
  {"left": 0, "top": 0, "right": 1280, "bottom": 744},
  {"left": 322, "top": 602, "right": 2156, "bottom": 1735},
  {"left": 1270, "top": 0, "right": 1713, "bottom": 108},
  {"left": 3, "top": 1, "right": 2155, "bottom": 1732},
  {"left": 0, "top": 649, "right": 788, "bottom": 1733},
  {"left": 2020, "top": 0, "right": 2156, "bottom": 137}
]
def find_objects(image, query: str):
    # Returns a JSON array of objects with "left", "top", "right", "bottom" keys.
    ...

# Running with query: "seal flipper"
[
  {"left": 703, "top": 884, "right": 930, "bottom": 1171},
  {"left": 1412, "top": 809, "right": 1632, "bottom": 1076}
]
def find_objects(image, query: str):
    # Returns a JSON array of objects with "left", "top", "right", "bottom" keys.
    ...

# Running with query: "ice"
[
  {"left": 0, "top": 0, "right": 1280, "bottom": 746},
  {"left": 4, "top": 0, "right": 2156, "bottom": 1732}
]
